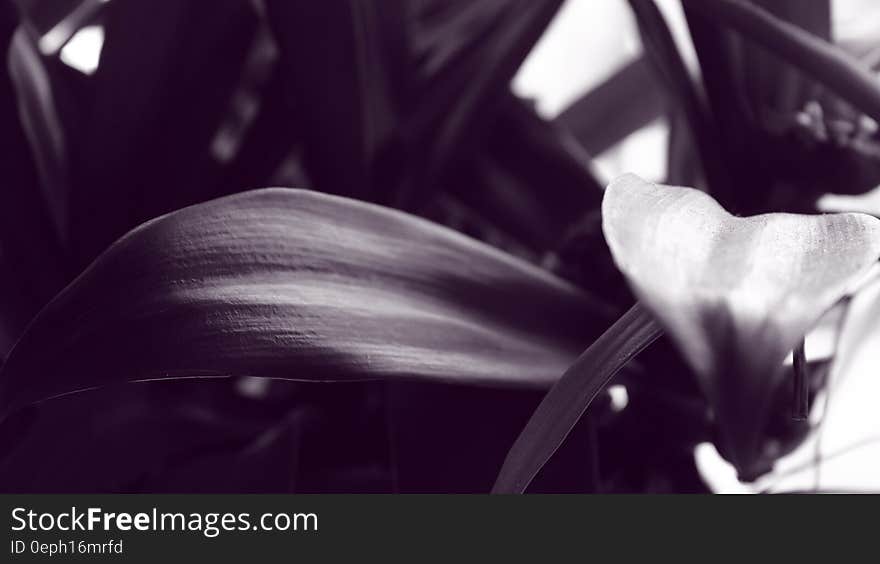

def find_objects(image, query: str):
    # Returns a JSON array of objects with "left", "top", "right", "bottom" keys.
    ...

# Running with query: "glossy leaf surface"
[{"left": 0, "top": 188, "right": 611, "bottom": 417}]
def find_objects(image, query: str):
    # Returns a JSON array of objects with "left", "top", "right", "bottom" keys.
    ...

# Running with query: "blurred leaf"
[
  {"left": 0, "top": 7, "right": 70, "bottom": 334},
  {"left": 1, "top": 188, "right": 612, "bottom": 418},
  {"left": 556, "top": 56, "right": 665, "bottom": 157},
  {"left": 8, "top": 26, "right": 69, "bottom": 244},
  {"left": 684, "top": 0, "right": 830, "bottom": 133},
  {"left": 742, "top": 0, "right": 831, "bottom": 119},
  {"left": 628, "top": 0, "right": 729, "bottom": 198},
  {"left": 206, "top": 19, "right": 278, "bottom": 167},
  {"left": 390, "top": 0, "right": 564, "bottom": 208},
  {"left": 493, "top": 302, "right": 662, "bottom": 493},
  {"left": 0, "top": 383, "right": 269, "bottom": 492},
  {"left": 0, "top": 379, "right": 325, "bottom": 492},
  {"left": 683, "top": 0, "right": 880, "bottom": 212},
  {"left": 684, "top": 0, "right": 880, "bottom": 122},
  {"left": 601, "top": 373, "right": 712, "bottom": 492},
  {"left": 215, "top": 65, "right": 301, "bottom": 199},
  {"left": 450, "top": 95, "right": 604, "bottom": 251},
  {"left": 265, "top": 0, "right": 403, "bottom": 200},
  {"left": 70, "top": 0, "right": 260, "bottom": 264},
  {"left": 13, "top": 0, "right": 104, "bottom": 55},
  {"left": 602, "top": 173, "right": 880, "bottom": 476},
  {"left": 665, "top": 108, "right": 701, "bottom": 186},
  {"left": 546, "top": 208, "right": 632, "bottom": 308},
  {"left": 682, "top": 2, "right": 753, "bottom": 211}
]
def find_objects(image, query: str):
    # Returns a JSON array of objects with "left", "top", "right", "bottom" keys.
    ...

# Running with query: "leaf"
[
  {"left": 0, "top": 6, "right": 70, "bottom": 333},
  {"left": 683, "top": 0, "right": 880, "bottom": 126},
  {"left": 13, "top": 0, "right": 105, "bottom": 55},
  {"left": 451, "top": 94, "right": 604, "bottom": 252},
  {"left": 69, "top": 0, "right": 260, "bottom": 264},
  {"left": 7, "top": 26, "right": 69, "bottom": 245},
  {"left": 681, "top": 2, "right": 754, "bottom": 212},
  {"left": 683, "top": 0, "right": 880, "bottom": 212},
  {"left": 214, "top": 66, "right": 300, "bottom": 200},
  {"left": 666, "top": 108, "right": 701, "bottom": 186},
  {"left": 555, "top": 56, "right": 665, "bottom": 157},
  {"left": 0, "top": 382, "right": 269, "bottom": 492},
  {"left": 390, "top": 0, "right": 564, "bottom": 208},
  {"left": 264, "top": 0, "right": 402, "bottom": 200},
  {"left": 0, "top": 377, "right": 331, "bottom": 492},
  {"left": 0, "top": 188, "right": 612, "bottom": 418},
  {"left": 627, "top": 0, "right": 729, "bottom": 200},
  {"left": 602, "top": 173, "right": 880, "bottom": 475},
  {"left": 741, "top": 0, "right": 831, "bottom": 119},
  {"left": 492, "top": 302, "right": 662, "bottom": 493}
]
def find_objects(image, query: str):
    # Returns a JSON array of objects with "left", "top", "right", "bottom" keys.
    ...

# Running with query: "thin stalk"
[
  {"left": 627, "top": 0, "right": 731, "bottom": 200},
  {"left": 492, "top": 302, "right": 662, "bottom": 494},
  {"left": 585, "top": 415, "right": 602, "bottom": 493},
  {"left": 792, "top": 338, "right": 809, "bottom": 420}
]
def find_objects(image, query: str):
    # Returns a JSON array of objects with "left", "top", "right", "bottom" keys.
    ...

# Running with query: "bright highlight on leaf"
[
  {"left": 602, "top": 173, "right": 880, "bottom": 476},
  {"left": 0, "top": 188, "right": 611, "bottom": 418}
]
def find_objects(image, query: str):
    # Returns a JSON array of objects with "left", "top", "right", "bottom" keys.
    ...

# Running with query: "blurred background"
[{"left": 4, "top": 0, "right": 880, "bottom": 493}]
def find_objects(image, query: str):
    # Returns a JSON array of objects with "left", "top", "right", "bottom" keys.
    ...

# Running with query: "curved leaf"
[
  {"left": 683, "top": 0, "right": 880, "bottom": 210},
  {"left": 0, "top": 7, "right": 71, "bottom": 337},
  {"left": 392, "top": 0, "right": 564, "bottom": 208},
  {"left": 0, "top": 188, "right": 612, "bottom": 418},
  {"left": 8, "top": 26, "right": 69, "bottom": 244},
  {"left": 492, "top": 302, "right": 662, "bottom": 493},
  {"left": 459, "top": 94, "right": 604, "bottom": 251},
  {"left": 683, "top": 0, "right": 880, "bottom": 125},
  {"left": 602, "top": 173, "right": 880, "bottom": 475}
]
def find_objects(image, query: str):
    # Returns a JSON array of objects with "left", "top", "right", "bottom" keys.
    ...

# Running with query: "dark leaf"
[
  {"left": 8, "top": 26, "right": 69, "bottom": 245},
  {"left": 628, "top": 0, "right": 729, "bottom": 198},
  {"left": 390, "top": 0, "right": 564, "bottom": 208},
  {"left": 70, "top": 0, "right": 260, "bottom": 264},
  {"left": 492, "top": 302, "right": 662, "bottom": 493},
  {"left": 449, "top": 95, "right": 604, "bottom": 251},
  {"left": 682, "top": 1, "right": 754, "bottom": 211},
  {"left": 1, "top": 188, "right": 612, "bottom": 418},
  {"left": 683, "top": 0, "right": 880, "bottom": 212},
  {"left": 683, "top": 0, "right": 880, "bottom": 133},
  {"left": 742, "top": 0, "right": 831, "bottom": 119},
  {"left": 265, "top": 0, "right": 402, "bottom": 200},
  {"left": 0, "top": 6, "right": 70, "bottom": 335},
  {"left": 0, "top": 379, "right": 318, "bottom": 492}
]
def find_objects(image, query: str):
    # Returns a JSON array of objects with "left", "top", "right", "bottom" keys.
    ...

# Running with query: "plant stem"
[
  {"left": 628, "top": 0, "right": 730, "bottom": 199},
  {"left": 792, "top": 338, "right": 809, "bottom": 421}
]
